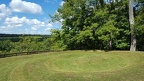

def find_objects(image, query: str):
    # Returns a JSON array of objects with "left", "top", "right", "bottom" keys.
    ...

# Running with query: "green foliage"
[
  {"left": 0, "top": 40, "right": 13, "bottom": 54},
  {"left": 50, "top": 0, "right": 144, "bottom": 50},
  {"left": 49, "top": 29, "right": 67, "bottom": 50},
  {"left": 0, "top": 34, "right": 53, "bottom": 54},
  {"left": 115, "top": 40, "right": 130, "bottom": 49},
  {"left": 97, "top": 21, "right": 118, "bottom": 41},
  {"left": 135, "top": 4, "right": 144, "bottom": 50}
]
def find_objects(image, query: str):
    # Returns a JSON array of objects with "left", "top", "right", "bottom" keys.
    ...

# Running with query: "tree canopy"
[{"left": 51, "top": 0, "right": 144, "bottom": 51}]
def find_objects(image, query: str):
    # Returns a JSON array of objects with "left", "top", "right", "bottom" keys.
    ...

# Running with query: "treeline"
[
  {"left": 0, "top": 33, "right": 50, "bottom": 37},
  {"left": 51, "top": 0, "right": 144, "bottom": 51},
  {"left": 0, "top": 34, "right": 64, "bottom": 54},
  {"left": 0, "top": 34, "right": 50, "bottom": 42}
]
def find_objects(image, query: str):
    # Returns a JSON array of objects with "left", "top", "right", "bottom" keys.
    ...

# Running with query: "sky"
[{"left": 0, "top": 0, "right": 64, "bottom": 34}]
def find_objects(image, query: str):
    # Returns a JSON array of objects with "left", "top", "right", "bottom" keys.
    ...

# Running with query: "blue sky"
[{"left": 0, "top": 0, "right": 63, "bottom": 34}]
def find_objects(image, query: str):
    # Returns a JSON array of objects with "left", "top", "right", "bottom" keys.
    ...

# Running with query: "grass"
[{"left": 0, "top": 50, "right": 144, "bottom": 81}]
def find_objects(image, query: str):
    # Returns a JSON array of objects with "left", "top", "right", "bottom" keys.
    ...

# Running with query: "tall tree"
[
  {"left": 51, "top": 0, "right": 144, "bottom": 50},
  {"left": 129, "top": 0, "right": 136, "bottom": 51},
  {"left": 134, "top": 0, "right": 144, "bottom": 51}
]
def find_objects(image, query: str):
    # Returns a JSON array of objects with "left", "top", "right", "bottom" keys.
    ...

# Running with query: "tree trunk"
[
  {"left": 129, "top": 0, "right": 136, "bottom": 51},
  {"left": 109, "top": 33, "right": 112, "bottom": 50}
]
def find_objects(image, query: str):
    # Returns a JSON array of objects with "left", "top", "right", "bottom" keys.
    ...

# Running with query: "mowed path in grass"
[{"left": 0, "top": 51, "right": 144, "bottom": 81}]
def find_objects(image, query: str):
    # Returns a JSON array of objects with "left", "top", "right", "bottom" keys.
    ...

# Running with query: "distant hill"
[
  {"left": 0, "top": 33, "right": 51, "bottom": 42},
  {"left": 0, "top": 33, "right": 51, "bottom": 37}
]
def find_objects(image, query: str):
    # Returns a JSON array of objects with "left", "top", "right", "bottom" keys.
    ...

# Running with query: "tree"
[
  {"left": 51, "top": 0, "right": 144, "bottom": 50},
  {"left": 129, "top": 0, "right": 136, "bottom": 51},
  {"left": 134, "top": 0, "right": 144, "bottom": 51},
  {"left": 0, "top": 40, "right": 13, "bottom": 53}
]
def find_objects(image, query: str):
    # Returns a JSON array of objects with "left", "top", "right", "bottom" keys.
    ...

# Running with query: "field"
[{"left": 0, "top": 51, "right": 144, "bottom": 81}]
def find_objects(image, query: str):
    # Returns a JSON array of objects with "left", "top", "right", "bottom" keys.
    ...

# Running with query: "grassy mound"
[{"left": 0, "top": 51, "right": 144, "bottom": 81}]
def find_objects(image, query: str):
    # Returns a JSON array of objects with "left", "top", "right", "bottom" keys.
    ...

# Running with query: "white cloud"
[
  {"left": 27, "top": 19, "right": 45, "bottom": 26},
  {"left": 44, "top": 23, "right": 53, "bottom": 32},
  {"left": 31, "top": 26, "right": 38, "bottom": 31},
  {"left": 9, "top": 0, "right": 42, "bottom": 14},
  {"left": 0, "top": 4, "right": 11, "bottom": 20},
  {"left": 45, "top": 27, "right": 51, "bottom": 31},
  {"left": 0, "top": 26, "right": 7, "bottom": 30},
  {"left": 5, "top": 16, "right": 27, "bottom": 27},
  {"left": 1, "top": 16, "right": 53, "bottom": 31},
  {"left": 45, "top": 0, "right": 57, "bottom": 3},
  {"left": 0, "top": 1, "right": 57, "bottom": 34},
  {"left": 60, "top": 1, "right": 65, "bottom": 6},
  {"left": 47, "top": 23, "right": 53, "bottom": 27},
  {"left": 5, "top": 16, "right": 45, "bottom": 26},
  {"left": 27, "top": 19, "right": 45, "bottom": 31}
]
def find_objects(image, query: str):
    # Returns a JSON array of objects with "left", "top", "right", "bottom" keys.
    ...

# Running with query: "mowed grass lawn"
[{"left": 0, "top": 51, "right": 144, "bottom": 81}]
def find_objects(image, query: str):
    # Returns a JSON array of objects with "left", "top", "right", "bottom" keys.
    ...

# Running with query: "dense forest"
[
  {"left": 51, "top": 0, "right": 144, "bottom": 51},
  {"left": 0, "top": 34, "right": 60, "bottom": 54}
]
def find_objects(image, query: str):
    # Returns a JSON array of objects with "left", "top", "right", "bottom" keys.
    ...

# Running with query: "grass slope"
[{"left": 0, "top": 51, "right": 144, "bottom": 81}]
